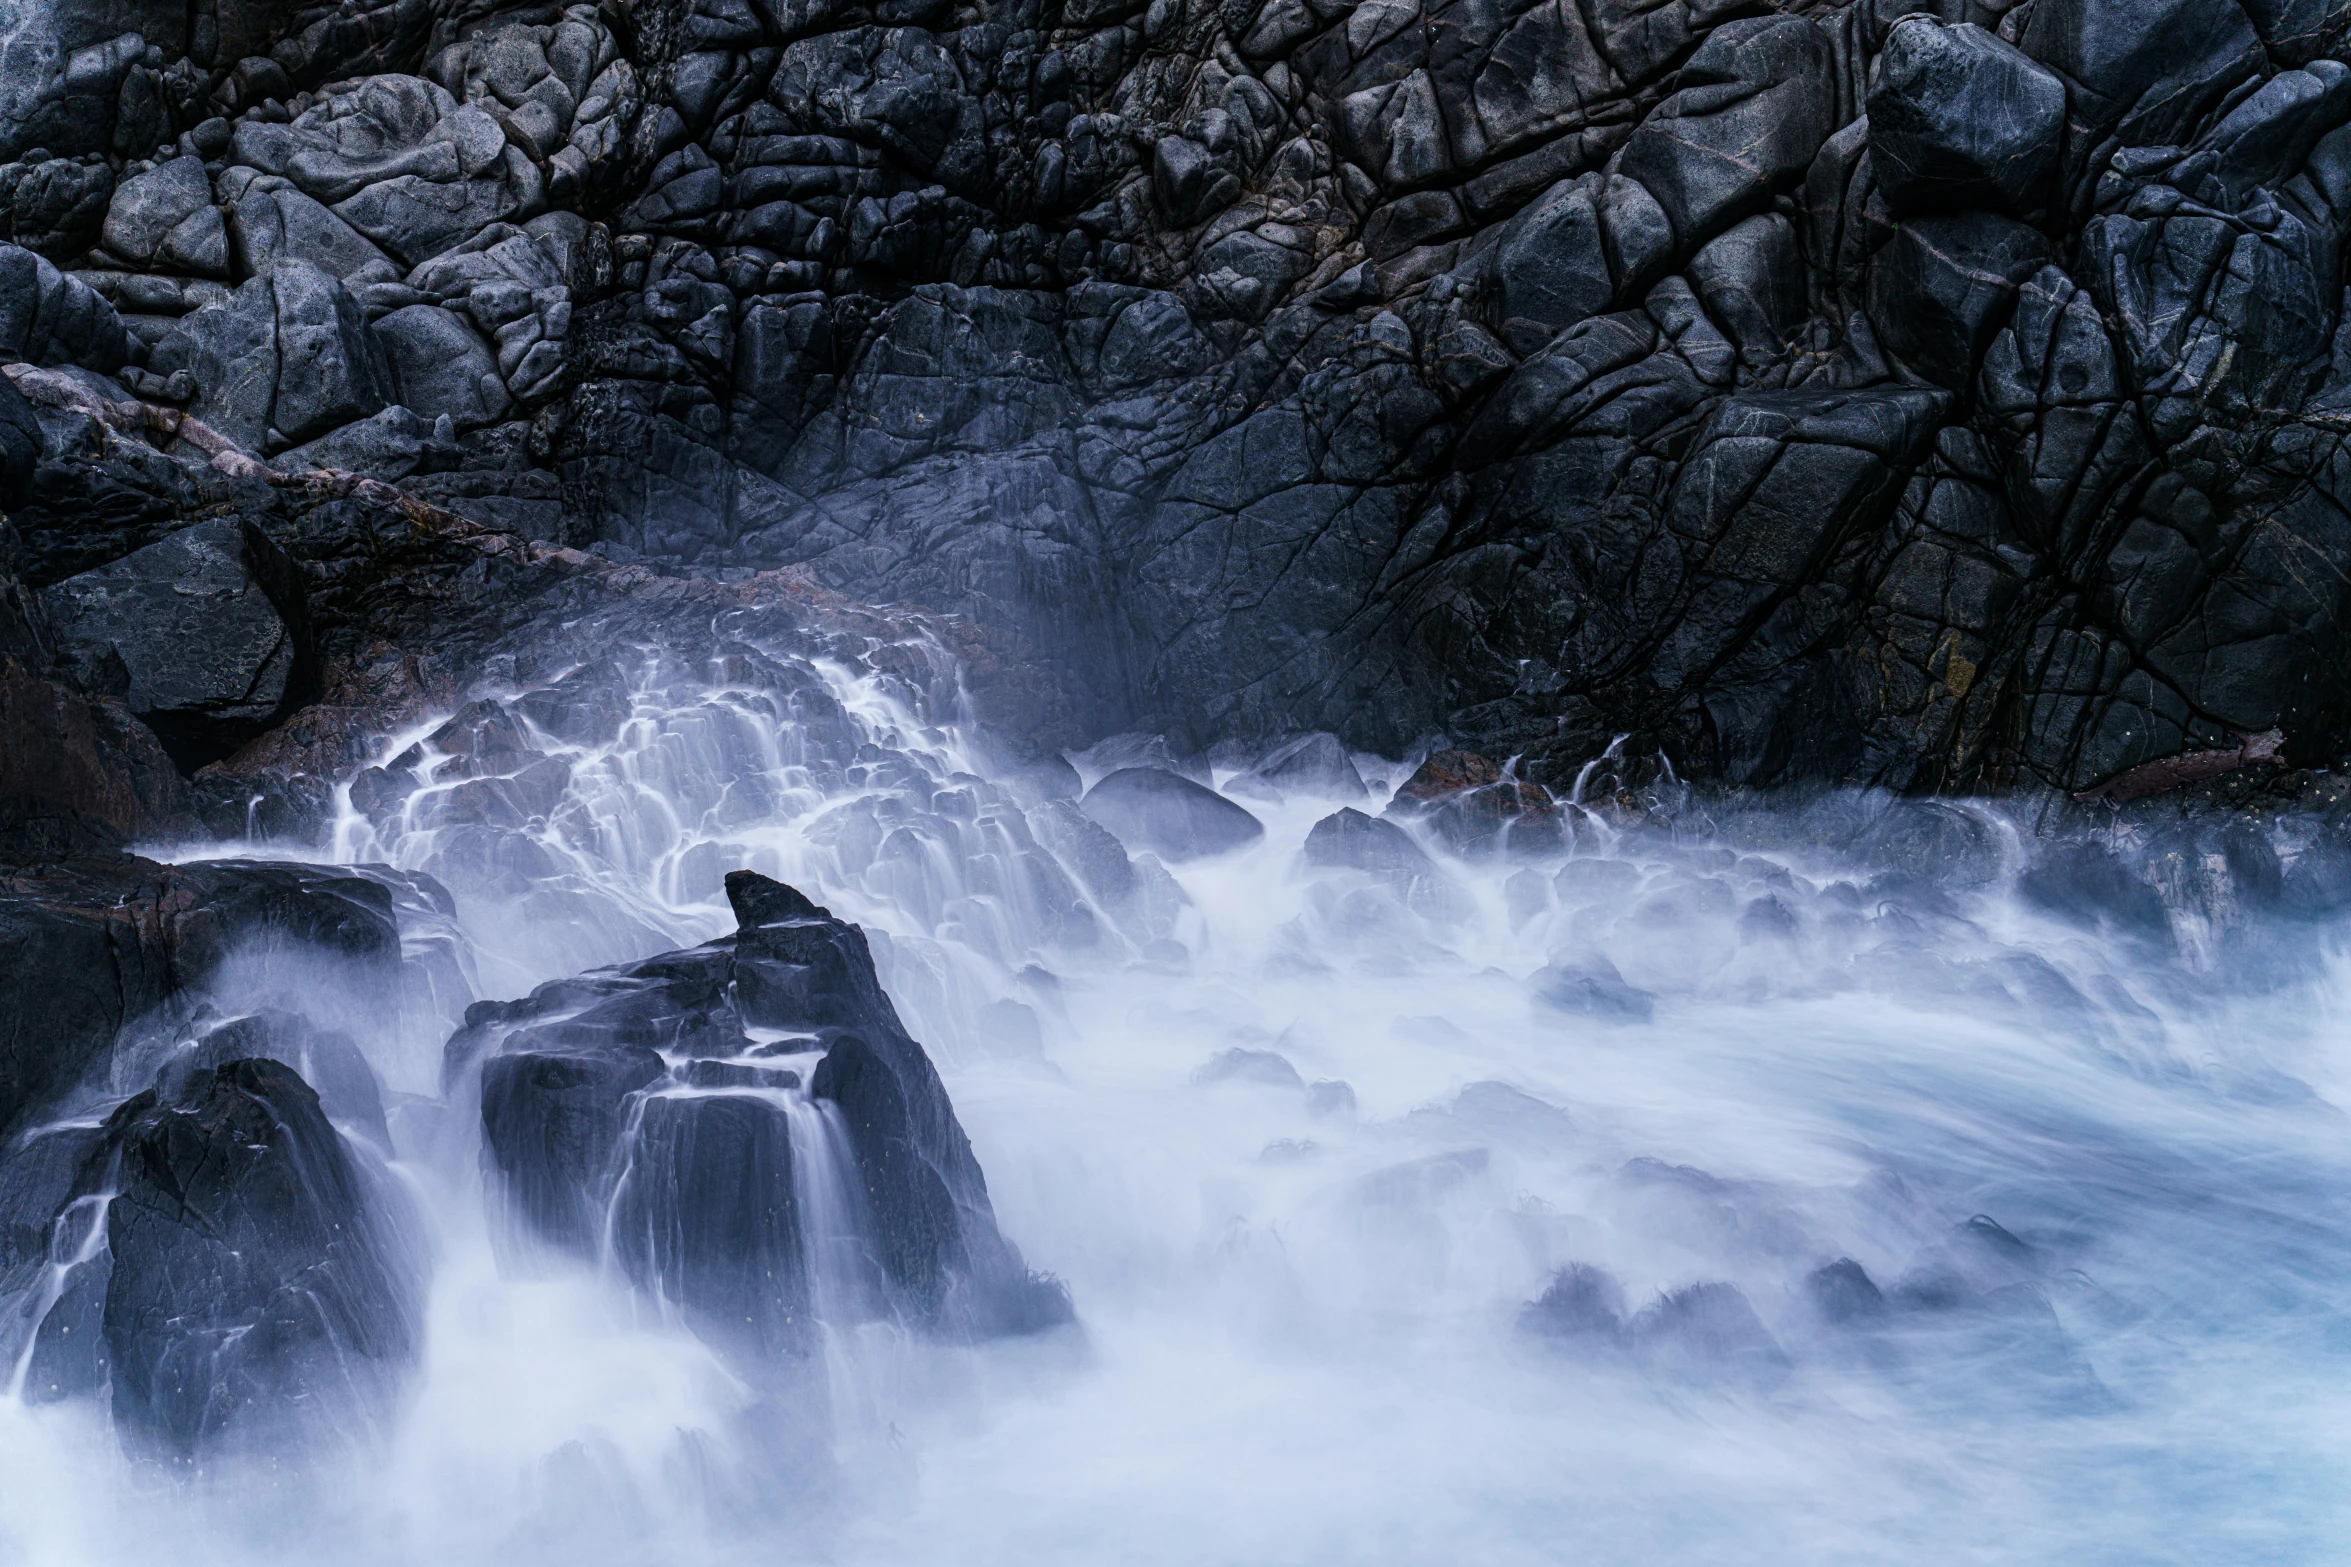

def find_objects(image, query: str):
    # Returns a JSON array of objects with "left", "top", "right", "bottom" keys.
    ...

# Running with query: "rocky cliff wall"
[{"left": 3, "top": 0, "right": 2349, "bottom": 796}]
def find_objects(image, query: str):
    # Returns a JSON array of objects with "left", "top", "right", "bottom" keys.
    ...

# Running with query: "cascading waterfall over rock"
[
  {"left": 461, "top": 866, "right": 1072, "bottom": 1366},
  {"left": 0, "top": 626, "right": 2348, "bottom": 1560},
  {"left": 7, "top": 0, "right": 2351, "bottom": 1555}
]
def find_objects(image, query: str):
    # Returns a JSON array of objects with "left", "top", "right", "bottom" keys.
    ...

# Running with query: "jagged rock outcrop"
[
  {"left": 1, "top": 0, "right": 2348, "bottom": 800},
  {"left": 0, "top": 1022, "right": 420, "bottom": 1455},
  {"left": 454, "top": 869, "right": 1070, "bottom": 1366}
]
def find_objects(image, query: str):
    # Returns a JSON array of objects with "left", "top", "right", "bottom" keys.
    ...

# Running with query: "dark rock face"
[
  {"left": 102, "top": 1054, "right": 419, "bottom": 1458},
  {"left": 1303, "top": 806, "right": 1430, "bottom": 875},
  {"left": 0, "top": 855, "right": 403, "bottom": 1139},
  {"left": 0, "top": 244, "right": 132, "bottom": 371},
  {"left": 463, "top": 870, "right": 1069, "bottom": 1369},
  {"left": 1870, "top": 21, "right": 2064, "bottom": 219},
  {"left": 37, "top": 516, "right": 314, "bottom": 769},
  {"left": 0, "top": 854, "right": 434, "bottom": 1459},
  {"left": 1, "top": 0, "right": 2348, "bottom": 799},
  {"left": 147, "top": 259, "right": 394, "bottom": 453},
  {"left": 0, "top": 644, "right": 194, "bottom": 858}
]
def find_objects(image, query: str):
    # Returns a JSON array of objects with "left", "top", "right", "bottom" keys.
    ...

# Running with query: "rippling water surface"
[{"left": 5, "top": 638, "right": 2348, "bottom": 1565}]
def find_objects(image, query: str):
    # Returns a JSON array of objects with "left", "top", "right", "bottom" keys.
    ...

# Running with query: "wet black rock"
[
  {"left": 2018, "top": 843, "right": 2175, "bottom": 945},
  {"left": 184, "top": 1008, "right": 391, "bottom": 1151},
  {"left": 1867, "top": 19, "right": 2066, "bottom": 217},
  {"left": 103, "top": 1055, "right": 419, "bottom": 1458},
  {"left": 1079, "top": 768, "right": 1264, "bottom": 862},
  {"left": 1227, "top": 733, "right": 1367, "bottom": 802},
  {"left": 100, "top": 155, "right": 227, "bottom": 274},
  {"left": 1868, "top": 212, "right": 2056, "bottom": 390},
  {"left": 1629, "top": 1281, "right": 1790, "bottom": 1385},
  {"left": 1303, "top": 807, "right": 1433, "bottom": 876},
  {"left": 1523, "top": 1263, "right": 1627, "bottom": 1344},
  {"left": 465, "top": 870, "right": 1070, "bottom": 1367},
  {"left": 4, "top": 0, "right": 2349, "bottom": 802},
  {"left": 38, "top": 517, "right": 315, "bottom": 770},
  {"left": 1805, "top": 1258, "right": 1890, "bottom": 1325},
  {"left": 1531, "top": 953, "right": 1656, "bottom": 1024},
  {"left": 1192, "top": 1047, "right": 1305, "bottom": 1089},
  {"left": 0, "top": 856, "right": 403, "bottom": 1139}
]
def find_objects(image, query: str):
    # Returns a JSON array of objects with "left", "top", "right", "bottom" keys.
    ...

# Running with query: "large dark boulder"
[
  {"left": 465, "top": 870, "right": 1070, "bottom": 1371},
  {"left": 38, "top": 517, "right": 316, "bottom": 770},
  {"left": 8, "top": 158, "right": 112, "bottom": 262},
  {"left": 1303, "top": 807, "right": 1432, "bottom": 876},
  {"left": 374, "top": 303, "right": 510, "bottom": 428},
  {"left": 1868, "top": 18, "right": 2067, "bottom": 217},
  {"left": 102, "top": 1055, "right": 419, "bottom": 1458},
  {"left": 1229, "top": 732, "right": 1368, "bottom": 802},
  {"left": 99, "top": 155, "right": 227, "bottom": 275},
  {"left": 0, "top": 642, "right": 193, "bottom": 859}
]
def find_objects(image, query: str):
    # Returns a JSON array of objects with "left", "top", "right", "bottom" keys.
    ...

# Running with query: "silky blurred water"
[{"left": 3, "top": 637, "right": 2347, "bottom": 1565}]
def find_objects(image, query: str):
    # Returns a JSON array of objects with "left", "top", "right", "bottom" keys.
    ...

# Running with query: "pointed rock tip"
[{"left": 725, "top": 869, "right": 829, "bottom": 928}]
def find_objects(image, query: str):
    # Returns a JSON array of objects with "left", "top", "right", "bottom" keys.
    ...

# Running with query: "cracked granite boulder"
[{"left": 3, "top": 0, "right": 2351, "bottom": 798}]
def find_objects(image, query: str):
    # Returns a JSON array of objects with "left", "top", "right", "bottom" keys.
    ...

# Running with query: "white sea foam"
[{"left": 4, "top": 641, "right": 2346, "bottom": 1565}]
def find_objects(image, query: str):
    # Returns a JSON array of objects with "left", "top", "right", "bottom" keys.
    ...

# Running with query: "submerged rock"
[
  {"left": 1226, "top": 733, "right": 1367, "bottom": 802},
  {"left": 1303, "top": 808, "right": 1432, "bottom": 876},
  {"left": 1079, "top": 767, "right": 1264, "bottom": 862}
]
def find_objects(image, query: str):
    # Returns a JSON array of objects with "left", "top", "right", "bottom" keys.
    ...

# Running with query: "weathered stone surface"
[
  {"left": 148, "top": 260, "right": 393, "bottom": 452},
  {"left": 38, "top": 517, "right": 314, "bottom": 767},
  {"left": 225, "top": 176, "right": 398, "bottom": 283},
  {"left": 1303, "top": 806, "right": 1432, "bottom": 875},
  {"left": 374, "top": 302, "right": 509, "bottom": 427},
  {"left": 1868, "top": 19, "right": 2067, "bottom": 217},
  {"left": 1616, "top": 16, "right": 1836, "bottom": 249},
  {"left": 0, "top": 243, "right": 132, "bottom": 370},
  {"left": 1868, "top": 213, "right": 2055, "bottom": 392},
  {"left": 99, "top": 155, "right": 225, "bottom": 274},
  {"left": 1, "top": 0, "right": 2348, "bottom": 799},
  {"left": 7, "top": 158, "right": 113, "bottom": 262}
]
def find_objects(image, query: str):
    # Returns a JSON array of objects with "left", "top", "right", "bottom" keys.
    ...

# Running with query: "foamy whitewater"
[{"left": 3, "top": 634, "right": 2347, "bottom": 1566}]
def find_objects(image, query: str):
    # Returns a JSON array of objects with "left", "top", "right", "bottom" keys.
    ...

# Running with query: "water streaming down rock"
[
  {"left": 462, "top": 866, "right": 1071, "bottom": 1368},
  {"left": 3, "top": 633, "right": 2351, "bottom": 1560}
]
